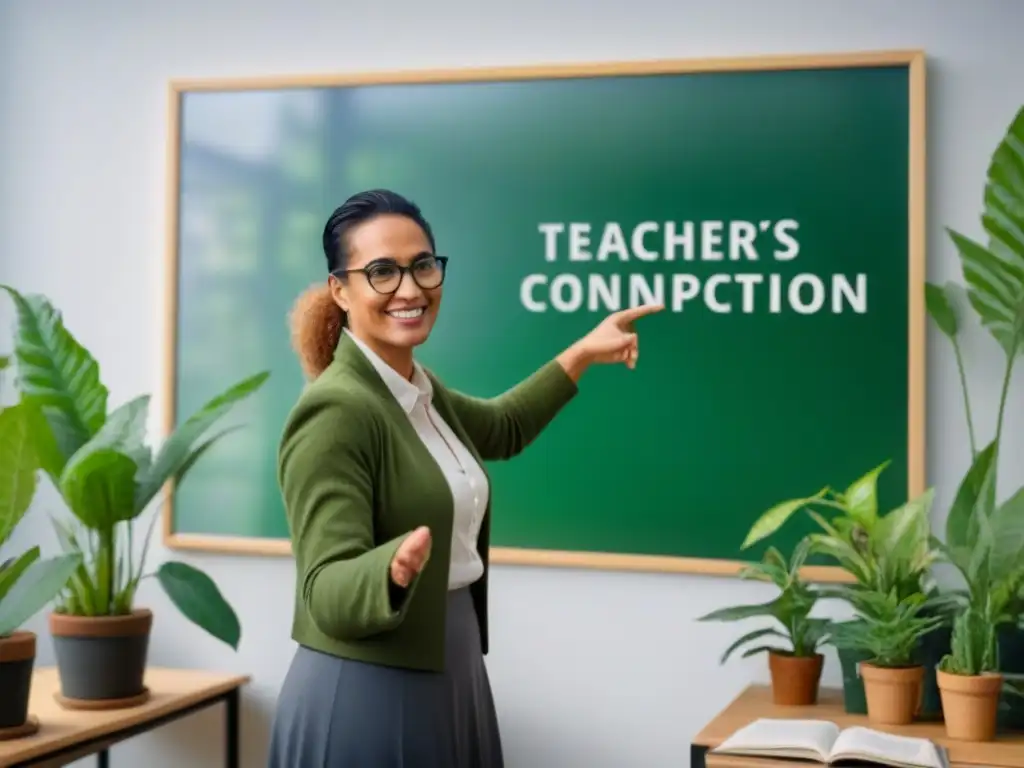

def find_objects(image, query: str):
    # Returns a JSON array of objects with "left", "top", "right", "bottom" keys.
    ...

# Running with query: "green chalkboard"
[{"left": 164, "top": 52, "right": 925, "bottom": 579}]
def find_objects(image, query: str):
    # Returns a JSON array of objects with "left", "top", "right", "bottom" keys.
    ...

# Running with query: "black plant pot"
[
  {"left": 837, "top": 644, "right": 871, "bottom": 714},
  {"left": 915, "top": 622, "right": 952, "bottom": 721},
  {"left": 0, "top": 631, "right": 35, "bottom": 730},
  {"left": 997, "top": 624, "right": 1024, "bottom": 731},
  {"left": 50, "top": 609, "right": 153, "bottom": 709}
]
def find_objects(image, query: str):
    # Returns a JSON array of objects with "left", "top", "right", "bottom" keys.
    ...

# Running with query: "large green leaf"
[
  {"left": 0, "top": 286, "right": 108, "bottom": 469},
  {"left": 843, "top": 460, "right": 890, "bottom": 529},
  {"left": 134, "top": 372, "right": 269, "bottom": 514},
  {"left": 59, "top": 448, "right": 138, "bottom": 531},
  {"left": 990, "top": 488, "right": 1024, "bottom": 583},
  {"left": 0, "top": 552, "right": 81, "bottom": 635},
  {"left": 0, "top": 401, "right": 39, "bottom": 545},
  {"left": 0, "top": 355, "right": 8, "bottom": 372},
  {"left": 946, "top": 440, "right": 998, "bottom": 554},
  {"left": 947, "top": 106, "right": 1024, "bottom": 358},
  {"left": 925, "top": 281, "right": 961, "bottom": 338},
  {"left": 75, "top": 395, "right": 152, "bottom": 474},
  {"left": 157, "top": 561, "right": 241, "bottom": 649},
  {"left": 741, "top": 487, "right": 827, "bottom": 550}
]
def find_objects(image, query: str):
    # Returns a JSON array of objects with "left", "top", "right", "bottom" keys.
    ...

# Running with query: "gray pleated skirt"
[{"left": 267, "top": 587, "right": 504, "bottom": 768}]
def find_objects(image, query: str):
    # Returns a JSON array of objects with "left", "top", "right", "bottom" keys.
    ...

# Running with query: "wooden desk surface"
[
  {"left": 0, "top": 667, "right": 249, "bottom": 767},
  {"left": 695, "top": 685, "right": 1024, "bottom": 768}
]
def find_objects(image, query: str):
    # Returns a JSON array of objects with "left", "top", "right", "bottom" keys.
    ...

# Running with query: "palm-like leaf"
[
  {"left": 947, "top": 106, "right": 1024, "bottom": 358},
  {"left": 0, "top": 286, "right": 108, "bottom": 476}
]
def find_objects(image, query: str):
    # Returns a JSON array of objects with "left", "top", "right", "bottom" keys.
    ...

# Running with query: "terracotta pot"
[
  {"left": 50, "top": 609, "right": 153, "bottom": 709},
  {"left": 768, "top": 650, "right": 824, "bottom": 705},
  {"left": 937, "top": 668, "right": 1003, "bottom": 742},
  {"left": 859, "top": 662, "right": 923, "bottom": 725},
  {"left": 0, "top": 631, "right": 35, "bottom": 729}
]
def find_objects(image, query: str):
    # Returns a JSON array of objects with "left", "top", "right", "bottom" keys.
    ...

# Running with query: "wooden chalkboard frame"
[{"left": 161, "top": 50, "right": 926, "bottom": 582}]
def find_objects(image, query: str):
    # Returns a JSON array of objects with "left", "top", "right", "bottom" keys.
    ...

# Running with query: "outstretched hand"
[
  {"left": 581, "top": 303, "right": 665, "bottom": 368},
  {"left": 557, "top": 303, "right": 664, "bottom": 380},
  {"left": 391, "top": 526, "right": 431, "bottom": 588}
]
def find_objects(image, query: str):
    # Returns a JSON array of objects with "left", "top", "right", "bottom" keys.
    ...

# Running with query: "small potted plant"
[
  {"left": 0, "top": 399, "right": 81, "bottom": 736},
  {"left": 697, "top": 540, "right": 829, "bottom": 706},
  {"left": 937, "top": 606, "right": 1003, "bottom": 741},
  {"left": 829, "top": 590, "right": 943, "bottom": 725},
  {"left": 741, "top": 464, "right": 952, "bottom": 716},
  {"left": 1, "top": 285, "right": 269, "bottom": 709}
]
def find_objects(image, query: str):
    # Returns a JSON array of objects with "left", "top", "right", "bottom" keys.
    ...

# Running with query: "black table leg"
[
  {"left": 225, "top": 689, "right": 240, "bottom": 768},
  {"left": 96, "top": 749, "right": 110, "bottom": 768}
]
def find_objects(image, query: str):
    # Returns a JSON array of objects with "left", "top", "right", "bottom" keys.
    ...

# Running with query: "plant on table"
[
  {"left": 697, "top": 539, "right": 830, "bottom": 706},
  {"left": 925, "top": 105, "right": 1024, "bottom": 738},
  {"left": 0, "top": 387, "right": 81, "bottom": 731},
  {"left": 740, "top": 463, "right": 953, "bottom": 716},
  {"left": 828, "top": 589, "right": 943, "bottom": 725},
  {"left": 0, "top": 285, "right": 269, "bottom": 708}
]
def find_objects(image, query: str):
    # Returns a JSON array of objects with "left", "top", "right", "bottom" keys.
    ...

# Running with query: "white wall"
[{"left": 2, "top": 1, "right": 1023, "bottom": 766}]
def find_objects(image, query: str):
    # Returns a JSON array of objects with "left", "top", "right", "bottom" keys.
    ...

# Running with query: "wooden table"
[
  {"left": 691, "top": 684, "right": 1024, "bottom": 768},
  {"left": 0, "top": 667, "right": 249, "bottom": 768}
]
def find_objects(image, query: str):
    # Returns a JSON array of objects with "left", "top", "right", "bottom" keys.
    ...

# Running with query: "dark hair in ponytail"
[{"left": 288, "top": 189, "right": 436, "bottom": 379}]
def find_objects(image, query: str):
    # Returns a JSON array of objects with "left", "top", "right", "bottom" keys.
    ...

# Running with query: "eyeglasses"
[{"left": 332, "top": 255, "right": 449, "bottom": 295}]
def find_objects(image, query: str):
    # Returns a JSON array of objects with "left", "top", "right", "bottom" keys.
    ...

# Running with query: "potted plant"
[
  {"left": 937, "top": 605, "right": 1003, "bottom": 741},
  {"left": 741, "top": 465, "right": 952, "bottom": 716},
  {"left": 928, "top": 438, "right": 1024, "bottom": 738},
  {"left": 697, "top": 540, "right": 830, "bottom": 706},
  {"left": 0, "top": 285, "right": 269, "bottom": 709},
  {"left": 926, "top": 103, "right": 1024, "bottom": 728},
  {"left": 829, "top": 590, "right": 944, "bottom": 725},
  {"left": 0, "top": 397, "right": 81, "bottom": 736}
]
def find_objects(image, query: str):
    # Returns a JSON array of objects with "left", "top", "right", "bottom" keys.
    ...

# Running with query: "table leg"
[
  {"left": 225, "top": 689, "right": 240, "bottom": 768},
  {"left": 96, "top": 749, "right": 110, "bottom": 768}
]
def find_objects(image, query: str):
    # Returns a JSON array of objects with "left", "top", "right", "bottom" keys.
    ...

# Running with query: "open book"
[{"left": 711, "top": 718, "right": 949, "bottom": 768}]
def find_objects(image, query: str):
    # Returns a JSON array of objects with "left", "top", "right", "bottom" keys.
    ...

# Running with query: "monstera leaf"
[{"left": 947, "top": 106, "right": 1024, "bottom": 359}]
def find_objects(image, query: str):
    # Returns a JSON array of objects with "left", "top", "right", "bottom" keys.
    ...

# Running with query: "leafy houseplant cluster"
[
  {"left": 697, "top": 541, "right": 829, "bottom": 706},
  {"left": 695, "top": 104, "right": 1024, "bottom": 744},
  {"left": 924, "top": 102, "right": 1024, "bottom": 742},
  {"left": 740, "top": 463, "right": 949, "bottom": 726},
  {"left": 0, "top": 285, "right": 269, "bottom": 708}
]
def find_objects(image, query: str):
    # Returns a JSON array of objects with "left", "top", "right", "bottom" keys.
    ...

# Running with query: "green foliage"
[
  {"left": 926, "top": 107, "right": 1024, "bottom": 637},
  {"left": 939, "top": 605, "right": 997, "bottom": 677},
  {"left": 742, "top": 462, "right": 942, "bottom": 606},
  {"left": 0, "top": 401, "right": 80, "bottom": 637},
  {"left": 697, "top": 541, "right": 829, "bottom": 663},
  {"left": 829, "top": 590, "right": 944, "bottom": 668},
  {"left": 0, "top": 285, "right": 269, "bottom": 649}
]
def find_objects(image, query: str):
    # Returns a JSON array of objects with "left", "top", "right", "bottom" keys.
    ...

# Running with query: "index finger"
[{"left": 615, "top": 303, "right": 665, "bottom": 325}]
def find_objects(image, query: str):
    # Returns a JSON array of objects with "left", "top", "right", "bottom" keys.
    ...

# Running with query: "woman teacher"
[{"left": 268, "top": 189, "right": 662, "bottom": 768}]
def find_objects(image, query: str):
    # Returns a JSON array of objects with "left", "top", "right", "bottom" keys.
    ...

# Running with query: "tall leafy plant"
[
  {"left": 926, "top": 106, "right": 1024, "bottom": 630},
  {"left": 0, "top": 285, "right": 269, "bottom": 648}
]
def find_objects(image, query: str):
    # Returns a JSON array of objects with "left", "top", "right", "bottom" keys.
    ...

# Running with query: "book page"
[
  {"left": 829, "top": 726, "right": 946, "bottom": 768},
  {"left": 713, "top": 718, "right": 840, "bottom": 761}
]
